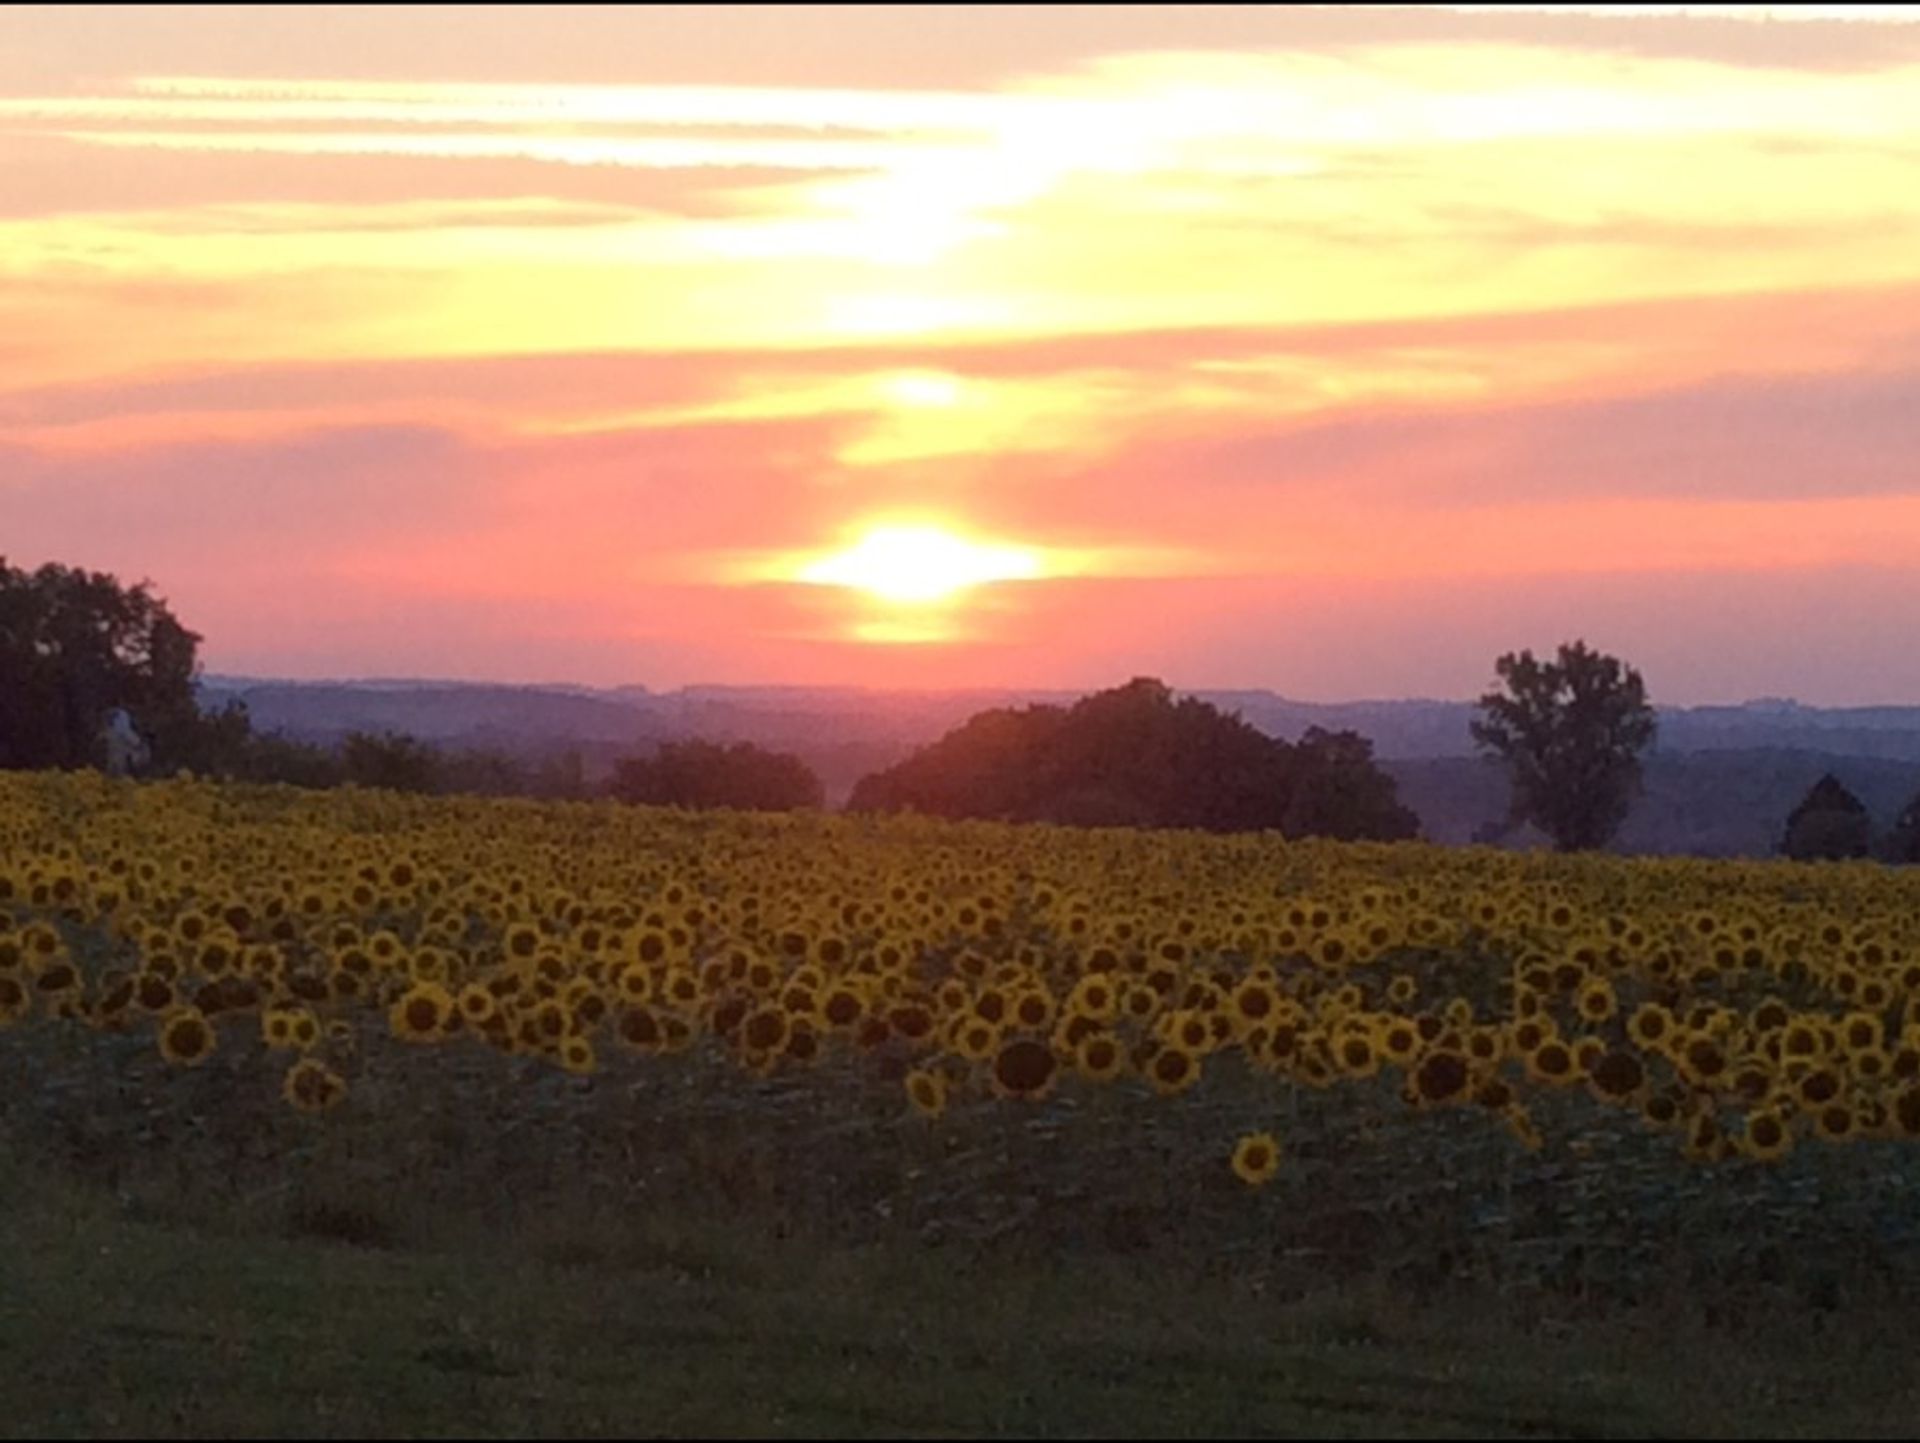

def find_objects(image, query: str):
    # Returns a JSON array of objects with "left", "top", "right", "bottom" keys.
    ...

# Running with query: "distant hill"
[{"left": 199, "top": 677, "right": 1920, "bottom": 852}]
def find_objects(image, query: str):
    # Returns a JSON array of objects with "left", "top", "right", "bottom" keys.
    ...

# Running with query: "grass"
[{"left": 4, "top": 1163, "right": 1918, "bottom": 1439}]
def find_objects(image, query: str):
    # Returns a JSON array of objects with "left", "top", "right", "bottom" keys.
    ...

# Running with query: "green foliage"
[
  {"left": 1780, "top": 773, "right": 1872, "bottom": 861},
  {"left": 1471, "top": 641, "right": 1657, "bottom": 853},
  {"left": 848, "top": 677, "right": 1419, "bottom": 840},
  {"left": 608, "top": 738, "right": 825, "bottom": 812},
  {"left": 0, "top": 556, "right": 204, "bottom": 772}
]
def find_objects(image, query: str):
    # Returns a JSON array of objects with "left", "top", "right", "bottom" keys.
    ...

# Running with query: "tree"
[
  {"left": 1780, "top": 773, "right": 1872, "bottom": 861},
  {"left": 341, "top": 730, "right": 443, "bottom": 794},
  {"left": 609, "top": 738, "right": 824, "bottom": 812},
  {"left": 1881, "top": 789, "right": 1920, "bottom": 864},
  {"left": 1470, "top": 641, "right": 1656, "bottom": 853},
  {"left": 0, "top": 557, "right": 207, "bottom": 772},
  {"left": 1283, "top": 726, "right": 1422, "bottom": 842},
  {"left": 848, "top": 677, "right": 1419, "bottom": 840}
]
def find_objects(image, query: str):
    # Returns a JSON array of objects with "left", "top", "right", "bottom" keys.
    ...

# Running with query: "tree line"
[{"left": 8, "top": 556, "right": 1914, "bottom": 857}]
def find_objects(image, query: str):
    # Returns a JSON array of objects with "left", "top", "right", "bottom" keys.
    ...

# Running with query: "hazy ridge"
[{"left": 199, "top": 677, "right": 1920, "bottom": 856}]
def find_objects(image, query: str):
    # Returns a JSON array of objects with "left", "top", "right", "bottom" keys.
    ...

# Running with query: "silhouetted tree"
[
  {"left": 241, "top": 729, "right": 348, "bottom": 789},
  {"left": 1780, "top": 773, "right": 1872, "bottom": 861},
  {"left": 532, "top": 746, "right": 591, "bottom": 802},
  {"left": 341, "top": 730, "right": 443, "bottom": 794},
  {"left": 1284, "top": 726, "right": 1422, "bottom": 842},
  {"left": 438, "top": 746, "right": 536, "bottom": 799},
  {"left": 0, "top": 557, "right": 208, "bottom": 772},
  {"left": 1471, "top": 641, "right": 1656, "bottom": 853},
  {"left": 848, "top": 677, "right": 1418, "bottom": 840},
  {"left": 609, "top": 738, "right": 823, "bottom": 812},
  {"left": 1879, "top": 789, "right": 1920, "bottom": 864}
]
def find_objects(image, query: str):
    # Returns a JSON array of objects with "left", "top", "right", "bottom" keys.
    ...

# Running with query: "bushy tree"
[
  {"left": 1881, "top": 789, "right": 1920, "bottom": 864},
  {"left": 0, "top": 557, "right": 208, "bottom": 772},
  {"left": 240, "top": 729, "right": 347, "bottom": 789},
  {"left": 341, "top": 730, "right": 443, "bottom": 794},
  {"left": 609, "top": 738, "right": 823, "bottom": 812},
  {"left": 1780, "top": 773, "right": 1872, "bottom": 861},
  {"left": 848, "top": 677, "right": 1419, "bottom": 840},
  {"left": 1470, "top": 641, "right": 1656, "bottom": 853},
  {"left": 1283, "top": 726, "right": 1423, "bottom": 842}
]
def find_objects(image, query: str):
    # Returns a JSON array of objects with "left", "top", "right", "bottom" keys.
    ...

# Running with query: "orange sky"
[{"left": 6, "top": 5, "right": 1920, "bottom": 702}]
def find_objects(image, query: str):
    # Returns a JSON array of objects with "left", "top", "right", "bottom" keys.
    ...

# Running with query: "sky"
[{"left": 5, "top": 4, "right": 1920, "bottom": 703}]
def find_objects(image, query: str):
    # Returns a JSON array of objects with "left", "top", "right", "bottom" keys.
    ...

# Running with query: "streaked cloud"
[{"left": 6, "top": 6, "right": 1920, "bottom": 700}]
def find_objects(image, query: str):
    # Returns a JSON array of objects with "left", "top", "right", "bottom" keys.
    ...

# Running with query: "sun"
[{"left": 797, "top": 524, "right": 1041, "bottom": 605}]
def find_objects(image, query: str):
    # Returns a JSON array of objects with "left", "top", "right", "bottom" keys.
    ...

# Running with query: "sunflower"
[
  {"left": 389, "top": 982, "right": 454, "bottom": 1043},
  {"left": 1796, "top": 1066, "right": 1843, "bottom": 1110},
  {"left": 1739, "top": 1108, "right": 1792, "bottom": 1162},
  {"left": 1575, "top": 977, "right": 1617, "bottom": 1025},
  {"left": 457, "top": 983, "right": 499, "bottom": 1027},
  {"left": 905, "top": 1067, "right": 948, "bottom": 1118},
  {"left": 1230, "top": 1131, "right": 1281, "bottom": 1186},
  {"left": 615, "top": 1005, "right": 665, "bottom": 1054},
  {"left": 0, "top": 973, "right": 28, "bottom": 1026},
  {"left": 990, "top": 1038, "right": 1059, "bottom": 1100},
  {"left": 1891, "top": 1084, "right": 1920, "bottom": 1140},
  {"left": 1410, "top": 1049, "right": 1470, "bottom": 1108},
  {"left": 1587, "top": 1050, "right": 1646, "bottom": 1105},
  {"left": 1814, "top": 1102, "right": 1858, "bottom": 1144},
  {"left": 1676, "top": 1034, "right": 1730, "bottom": 1088},
  {"left": 1008, "top": 989, "right": 1056, "bottom": 1033},
  {"left": 953, "top": 1017, "right": 1000, "bottom": 1062},
  {"left": 1642, "top": 1090, "right": 1683, "bottom": 1130},
  {"left": 282, "top": 1057, "right": 347, "bottom": 1114},
  {"left": 261, "top": 1008, "right": 297, "bottom": 1050},
  {"left": 1779, "top": 1020, "right": 1824, "bottom": 1061},
  {"left": 289, "top": 1009, "right": 321, "bottom": 1051},
  {"left": 1075, "top": 1032, "right": 1126, "bottom": 1083},
  {"left": 1147, "top": 1043, "right": 1201, "bottom": 1097},
  {"left": 1067, "top": 975, "right": 1120, "bottom": 1023},
  {"left": 1841, "top": 1011, "right": 1884, "bottom": 1054},
  {"left": 1376, "top": 1018, "right": 1422, "bottom": 1067},
  {"left": 157, "top": 1006, "right": 216, "bottom": 1067},
  {"left": 559, "top": 1035, "right": 598, "bottom": 1075},
  {"left": 1510, "top": 1017, "right": 1551, "bottom": 1055},
  {"left": 1628, "top": 1003, "right": 1674, "bottom": 1052},
  {"left": 1334, "top": 1029, "right": 1382, "bottom": 1079},
  {"left": 1524, "top": 1040, "right": 1578, "bottom": 1087}
]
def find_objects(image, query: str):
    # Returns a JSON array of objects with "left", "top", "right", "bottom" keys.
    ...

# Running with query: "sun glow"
[
  {"left": 797, "top": 524, "right": 1043, "bottom": 605},
  {"left": 879, "top": 370, "right": 964, "bottom": 408}
]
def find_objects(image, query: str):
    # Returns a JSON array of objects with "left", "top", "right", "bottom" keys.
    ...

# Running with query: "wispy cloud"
[{"left": 6, "top": 8, "right": 1920, "bottom": 696}]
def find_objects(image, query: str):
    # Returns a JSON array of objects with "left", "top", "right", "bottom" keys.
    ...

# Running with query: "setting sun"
[{"left": 796, "top": 524, "right": 1042, "bottom": 605}]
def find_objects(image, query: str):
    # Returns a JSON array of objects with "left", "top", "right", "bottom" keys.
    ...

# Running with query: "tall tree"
[
  {"left": 1780, "top": 773, "right": 1872, "bottom": 861},
  {"left": 0, "top": 558, "right": 206, "bottom": 772},
  {"left": 1470, "top": 641, "right": 1657, "bottom": 853}
]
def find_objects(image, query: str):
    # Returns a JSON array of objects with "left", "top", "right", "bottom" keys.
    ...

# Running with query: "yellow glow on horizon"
[{"left": 797, "top": 524, "right": 1043, "bottom": 605}]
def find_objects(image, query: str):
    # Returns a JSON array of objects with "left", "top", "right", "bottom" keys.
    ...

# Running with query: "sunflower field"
[{"left": 8, "top": 767, "right": 1920, "bottom": 1314}]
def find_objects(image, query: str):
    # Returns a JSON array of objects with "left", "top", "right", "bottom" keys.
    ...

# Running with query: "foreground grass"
[{"left": 2, "top": 1169, "right": 1915, "bottom": 1439}]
